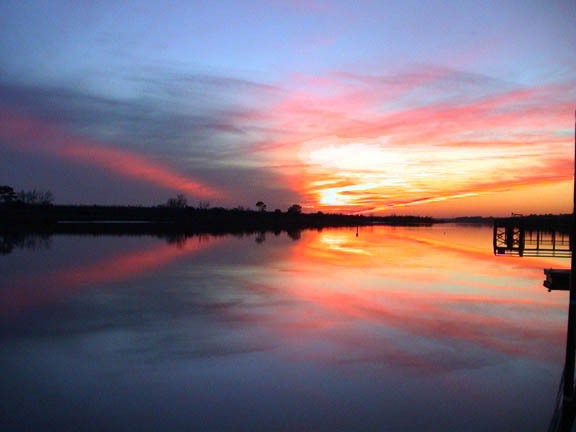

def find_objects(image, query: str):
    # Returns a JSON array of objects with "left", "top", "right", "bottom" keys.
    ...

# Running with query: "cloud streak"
[{"left": 0, "top": 107, "right": 227, "bottom": 199}]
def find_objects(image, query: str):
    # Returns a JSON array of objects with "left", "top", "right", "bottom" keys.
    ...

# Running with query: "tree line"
[
  {"left": 162, "top": 194, "right": 302, "bottom": 214},
  {"left": 1, "top": 186, "right": 304, "bottom": 214},
  {"left": 0, "top": 185, "right": 54, "bottom": 206}
]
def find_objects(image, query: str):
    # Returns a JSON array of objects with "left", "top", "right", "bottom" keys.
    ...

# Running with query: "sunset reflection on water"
[{"left": 0, "top": 225, "right": 569, "bottom": 431}]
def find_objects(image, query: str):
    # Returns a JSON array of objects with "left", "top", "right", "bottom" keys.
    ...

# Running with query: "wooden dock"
[{"left": 493, "top": 218, "right": 571, "bottom": 258}]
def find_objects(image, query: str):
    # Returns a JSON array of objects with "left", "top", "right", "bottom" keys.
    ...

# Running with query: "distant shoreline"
[
  {"left": 0, "top": 204, "right": 433, "bottom": 230},
  {"left": 0, "top": 204, "right": 571, "bottom": 232}
]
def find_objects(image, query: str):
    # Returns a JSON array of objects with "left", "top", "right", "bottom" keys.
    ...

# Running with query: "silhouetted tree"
[
  {"left": 16, "top": 189, "right": 54, "bottom": 205},
  {"left": 197, "top": 200, "right": 210, "bottom": 210},
  {"left": 255, "top": 201, "right": 267, "bottom": 212},
  {"left": 166, "top": 194, "right": 188, "bottom": 208},
  {"left": 287, "top": 204, "right": 302, "bottom": 214},
  {"left": 0, "top": 185, "right": 17, "bottom": 204}
]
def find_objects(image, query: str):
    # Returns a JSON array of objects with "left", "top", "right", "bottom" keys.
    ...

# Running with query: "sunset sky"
[{"left": 1, "top": 0, "right": 574, "bottom": 216}]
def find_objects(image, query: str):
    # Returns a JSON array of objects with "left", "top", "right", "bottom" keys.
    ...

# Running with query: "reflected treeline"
[
  {"left": 0, "top": 231, "right": 51, "bottom": 255},
  {"left": 0, "top": 224, "right": 310, "bottom": 254},
  {"left": 253, "top": 228, "right": 301, "bottom": 244}
]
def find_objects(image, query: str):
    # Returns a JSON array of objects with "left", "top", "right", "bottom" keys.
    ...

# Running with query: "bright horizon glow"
[{"left": 253, "top": 76, "right": 575, "bottom": 216}]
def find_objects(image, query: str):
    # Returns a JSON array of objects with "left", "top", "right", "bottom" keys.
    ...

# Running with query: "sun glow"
[
  {"left": 319, "top": 233, "right": 371, "bottom": 255},
  {"left": 294, "top": 135, "right": 561, "bottom": 214},
  {"left": 250, "top": 71, "right": 574, "bottom": 216}
]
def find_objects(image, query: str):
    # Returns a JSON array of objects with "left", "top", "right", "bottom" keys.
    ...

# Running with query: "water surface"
[{"left": 0, "top": 225, "right": 569, "bottom": 431}]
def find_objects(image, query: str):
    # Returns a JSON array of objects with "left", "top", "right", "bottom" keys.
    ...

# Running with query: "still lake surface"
[{"left": 0, "top": 224, "right": 570, "bottom": 431}]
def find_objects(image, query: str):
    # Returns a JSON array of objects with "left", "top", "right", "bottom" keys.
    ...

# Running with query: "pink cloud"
[
  {"left": 0, "top": 107, "right": 227, "bottom": 200},
  {"left": 236, "top": 67, "right": 574, "bottom": 214}
]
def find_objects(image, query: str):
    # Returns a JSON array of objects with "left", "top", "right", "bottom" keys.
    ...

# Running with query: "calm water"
[{"left": 0, "top": 225, "right": 570, "bottom": 431}]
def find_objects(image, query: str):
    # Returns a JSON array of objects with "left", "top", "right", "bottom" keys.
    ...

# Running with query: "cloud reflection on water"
[{"left": 0, "top": 225, "right": 568, "bottom": 431}]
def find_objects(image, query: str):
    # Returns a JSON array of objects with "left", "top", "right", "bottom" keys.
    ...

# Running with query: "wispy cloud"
[
  {"left": 0, "top": 71, "right": 292, "bottom": 206},
  {"left": 0, "top": 63, "right": 573, "bottom": 213},
  {"left": 238, "top": 67, "right": 574, "bottom": 213}
]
